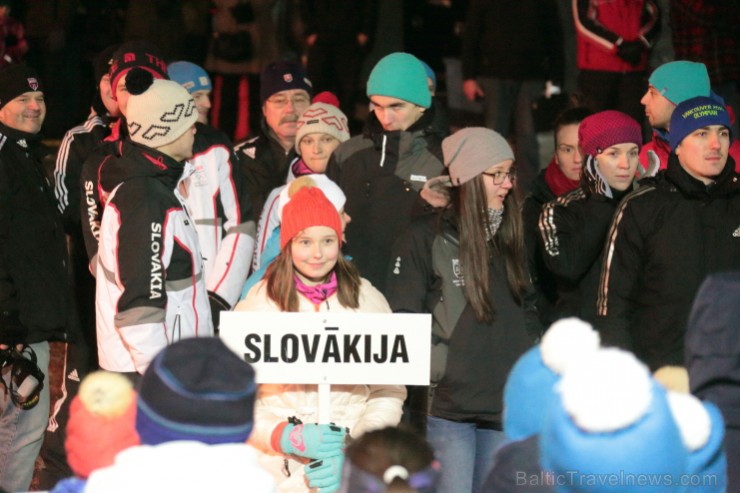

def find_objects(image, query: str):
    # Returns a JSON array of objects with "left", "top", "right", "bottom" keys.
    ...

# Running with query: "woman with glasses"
[
  {"left": 538, "top": 110, "right": 642, "bottom": 325},
  {"left": 385, "top": 127, "right": 540, "bottom": 493}
]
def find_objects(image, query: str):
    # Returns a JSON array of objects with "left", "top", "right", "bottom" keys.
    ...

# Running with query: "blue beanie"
[
  {"left": 649, "top": 61, "right": 710, "bottom": 105},
  {"left": 367, "top": 52, "right": 431, "bottom": 109},
  {"left": 419, "top": 59, "right": 436, "bottom": 93},
  {"left": 540, "top": 348, "right": 687, "bottom": 493},
  {"left": 136, "top": 337, "right": 257, "bottom": 446},
  {"left": 667, "top": 393, "right": 727, "bottom": 493},
  {"left": 503, "top": 318, "right": 600, "bottom": 441},
  {"left": 669, "top": 96, "right": 732, "bottom": 150},
  {"left": 167, "top": 61, "right": 212, "bottom": 94}
]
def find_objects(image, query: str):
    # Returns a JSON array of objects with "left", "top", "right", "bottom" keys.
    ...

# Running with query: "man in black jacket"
[
  {"left": 0, "top": 64, "right": 77, "bottom": 492},
  {"left": 596, "top": 96, "right": 740, "bottom": 371},
  {"left": 234, "top": 60, "right": 312, "bottom": 218}
]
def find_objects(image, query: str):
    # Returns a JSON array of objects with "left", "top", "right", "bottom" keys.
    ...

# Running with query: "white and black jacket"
[
  {"left": 83, "top": 123, "right": 255, "bottom": 308},
  {"left": 96, "top": 140, "right": 213, "bottom": 374}
]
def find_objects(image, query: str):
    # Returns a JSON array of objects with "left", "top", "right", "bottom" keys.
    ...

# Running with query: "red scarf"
[{"left": 544, "top": 158, "right": 581, "bottom": 197}]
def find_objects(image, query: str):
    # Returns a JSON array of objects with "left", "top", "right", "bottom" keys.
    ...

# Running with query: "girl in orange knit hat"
[{"left": 235, "top": 184, "right": 405, "bottom": 493}]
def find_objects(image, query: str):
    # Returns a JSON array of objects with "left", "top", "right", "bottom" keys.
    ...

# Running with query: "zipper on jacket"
[{"left": 379, "top": 134, "right": 387, "bottom": 168}]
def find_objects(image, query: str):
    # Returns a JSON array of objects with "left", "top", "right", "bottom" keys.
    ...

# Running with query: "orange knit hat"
[
  {"left": 280, "top": 186, "right": 342, "bottom": 249},
  {"left": 65, "top": 371, "right": 140, "bottom": 478}
]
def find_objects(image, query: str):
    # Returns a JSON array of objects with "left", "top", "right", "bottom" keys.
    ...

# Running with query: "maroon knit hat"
[{"left": 578, "top": 110, "right": 642, "bottom": 157}]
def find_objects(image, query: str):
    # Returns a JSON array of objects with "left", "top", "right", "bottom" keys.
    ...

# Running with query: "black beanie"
[
  {"left": 0, "top": 64, "right": 43, "bottom": 109},
  {"left": 108, "top": 40, "right": 168, "bottom": 94}
]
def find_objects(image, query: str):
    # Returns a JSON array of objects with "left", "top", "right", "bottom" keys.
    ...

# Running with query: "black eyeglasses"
[{"left": 481, "top": 169, "right": 517, "bottom": 185}]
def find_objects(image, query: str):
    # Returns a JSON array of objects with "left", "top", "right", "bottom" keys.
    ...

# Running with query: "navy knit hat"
[
  {"left": 260, "top": 60, "right": 312, "bottom": 104},
  {"left": 0, "top": 64, "right": 43, "bottom": 109},
  {"left": 669, "top": 96, "right": 732, "bottom": 151},
  {"left": 136, "top": 337, "right": 257, "bottom": 445},
  {"left": 367, "top": 52, "right": 431, "bottom": 109}
]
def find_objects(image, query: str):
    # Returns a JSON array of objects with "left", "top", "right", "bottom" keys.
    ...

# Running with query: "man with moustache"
[{"left": 235, "top": 61, "right": 313, "bottom": 218}]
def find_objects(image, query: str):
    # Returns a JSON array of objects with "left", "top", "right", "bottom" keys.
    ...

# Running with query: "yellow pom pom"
[{"left": 78, "top": 371, "right": 135, "bottom": 419}]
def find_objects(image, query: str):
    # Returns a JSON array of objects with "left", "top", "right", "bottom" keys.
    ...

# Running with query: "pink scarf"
[{"left": 294, "top": 272, "right": 338, "bottom": 305}]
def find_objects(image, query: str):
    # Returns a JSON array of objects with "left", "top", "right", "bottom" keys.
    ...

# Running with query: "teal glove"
[
  {"left": 280, "top": 423, "right": 346, "bottom": 459},
  {"left": 306, "top": 454, "right": 344, "bottom": 493}
]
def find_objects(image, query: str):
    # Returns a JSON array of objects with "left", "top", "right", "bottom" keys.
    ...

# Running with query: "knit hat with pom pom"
[
  {"left": 667, "top": 393, "right": 727, "bottom": 493},
  {"left": 125, "top": 68, "right": 198, "bottom": 149},
  {"left": 65, "top": 371, "right": 140, "bottom": 478},
  {"left": 280, "top": 186, "right": 342, "bottom": 249},
  {"left": 540, "top": 348, "right": 687, "bottom": 492},
  {"left": 108, "top": 40, "right": 168, "bottom": 99},
  {"left": 503, "top": 318, "right": 600, "bottom": 441}
]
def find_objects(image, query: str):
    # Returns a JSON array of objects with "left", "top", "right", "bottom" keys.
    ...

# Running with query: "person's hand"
[
  {"left": 616, "top": 40, "right": 644, "bottom": 66},
  {"left": 357, "top": 33, "right": 368, "bottom": 47},
  {"left": 306, "top": 454, "right": 344, "bottom": 493},
  {"left": 463, "top": 79, "right": 484, "bottom": 102},
  {"left": 279, "top": 423, "right": 347, "bottom": 459},
  {"left": 306, "top": 34, "right": 318, "bottom": 47}
]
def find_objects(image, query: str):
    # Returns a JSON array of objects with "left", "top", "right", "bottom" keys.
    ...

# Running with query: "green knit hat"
[
  {"left": 649, "top": 61, "right": 710, "bottom": 105},
  {"left": 367, "top": 52, "right": 431, "bottom": 109}
]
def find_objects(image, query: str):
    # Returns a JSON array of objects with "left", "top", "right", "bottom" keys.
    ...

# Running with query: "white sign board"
[{"left": 220, "top": 312, "right": 431, "bottom": 386}]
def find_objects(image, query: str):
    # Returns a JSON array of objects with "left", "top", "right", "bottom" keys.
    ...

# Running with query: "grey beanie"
[{"left": 442, "top": 127, "right": 514, "bottom": 186}]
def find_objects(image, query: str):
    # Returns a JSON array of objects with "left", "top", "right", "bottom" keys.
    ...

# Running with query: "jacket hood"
[{"left": 100, "top": 140, "right": 185, "bottom": 192}]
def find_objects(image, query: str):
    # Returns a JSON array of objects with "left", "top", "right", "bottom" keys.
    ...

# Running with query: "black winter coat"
[
  {"left": 596, "top": 154, "right": 740, "bottom": 370},
  {"left": 0, "top": 124, "right": 76, "bottom": 344}
]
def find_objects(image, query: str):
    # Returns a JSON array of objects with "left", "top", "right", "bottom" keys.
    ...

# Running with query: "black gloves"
[{"left": 616, "top": 40, "right": 645, "bottom": 67}]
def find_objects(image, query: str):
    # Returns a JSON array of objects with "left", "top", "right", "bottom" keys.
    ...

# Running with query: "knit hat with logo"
[
  {"left": 442, "top": 127, "right": 514, "bottom": 186},
  {"left": 295, "top": 102, "right": 350, "bottom": 153},
  {"left": 578, "top": 110, "right": 642, "bottom": 157},
  {"left": 108, "top": 40, "right": 168, "bottom": 98},
  {"left": 167, "top": 61, "right": 212, "bottom": 94},
  {"left": 136, "top": 337, "right": 257, "bottom": 445},
  {"left": 280, "top": 186, "right": 342, "bottom": 249},
  {"left": 0, "top": 64, "right": 43, "bottom": 109},
  {"left": 367, "top": 52, "right": 431, "bottom": 109},
  {"left": 125, "top": 68, "right": 198, "bottom": 148},
  {"left": 649, "top": 61, "right": 710, "bottom": 105},
  {"left": 260, "top": 60, "right": 313, "bottom": 105},
  {"left": 669, "top": 96, "right": 732, "bottom": 151}
]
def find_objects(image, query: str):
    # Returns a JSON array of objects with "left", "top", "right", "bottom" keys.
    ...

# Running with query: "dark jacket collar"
[
  {"left": 100, "top": 139, "right": 185, "bottom": 191},
  {"left": 665, "top": 152, "right": 738, "bottom": 199}
]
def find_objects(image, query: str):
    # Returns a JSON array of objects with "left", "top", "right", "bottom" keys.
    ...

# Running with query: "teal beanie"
[
  {"left": 367, "top": 52, "right": 431, "bottom": 109},
  {"left": 649, "top": 61, "right": 710, "bottom": 105}
]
